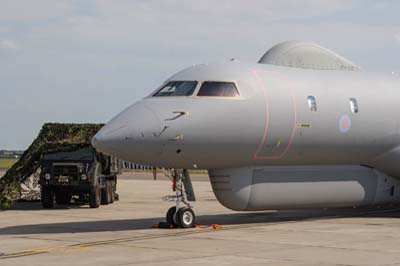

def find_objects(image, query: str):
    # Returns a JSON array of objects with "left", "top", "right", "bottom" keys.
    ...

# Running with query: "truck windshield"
[
  {"left": 153, "top": 81, "right": 197, "bottom": 97},
  {"left": 43, "top": 148, "right": 95, "bottom": 161}
]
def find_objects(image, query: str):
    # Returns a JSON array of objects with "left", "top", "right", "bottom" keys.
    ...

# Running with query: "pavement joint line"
[
  {"left": 238, "top": 250, "right": 381, "bottom": 266},
  {"left": 122, "top": 239, "right": 303, "bottom": 255},
  {"left": 106, "top": 242, "right": 221, "bottom": 257},
  {"left": 14, "top": 235, "right": 80, "bottom": 243},
  {"left": 106, "top": 252, "right": 247, "bottom": 266},
  {"left": 180, "top": 234, "right": 398, "bottom": 254},
  {"left": 0, "top": 250, "right": 48, "bottom": 259},
  {"left": 1, "top": 206, "right": 400, "bottom": 260},
  {"left": 381, "top": 263, "right": 400, "bottom": 266},
  {"left": 235, "top": 253, "right": 356, "bottom": 266}
]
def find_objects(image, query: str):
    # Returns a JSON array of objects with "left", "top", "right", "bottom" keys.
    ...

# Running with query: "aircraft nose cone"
[
  {"left": 91, "top": 102, "right": 162, "bottom": 158},
  {"left": 92, "top": 128, "right": 119, "bottom": 155},
  {"left": 91, "top": 131, "right": 107, "bottom": 153}
]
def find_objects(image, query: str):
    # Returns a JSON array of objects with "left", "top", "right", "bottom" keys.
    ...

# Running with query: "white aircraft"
[{"left": 92, "top": 41, "right": 400, "bottom": 228}]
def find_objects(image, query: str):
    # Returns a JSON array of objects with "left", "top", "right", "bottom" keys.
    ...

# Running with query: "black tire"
[
  {"left": 166, "top": 206, "right": 177, "bottom": 225},
  {"left": 109, "top": 180, "right": 115, "bottom": 204},
  {"left": 101, "top": 180, "right": 111, "bottom": 205},
  {"left": 107, "top": 182, "right": 112, "bottom": 203},
  {"left": 176, "top": 207, "right": 195, "bottom": 228},
  {"left": 89, "top": 186, "right": 101, "bottom": 208},
  {"left": 55, "top": 191, "right": 72, "bottom": 205},
  {"left": 41, "top": 186, "right": 54, "bottom": 209}
]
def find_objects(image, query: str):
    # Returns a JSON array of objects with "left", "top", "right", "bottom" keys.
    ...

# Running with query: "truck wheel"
[
  {"left": 101, "top": 180, "right": 111, "bottom": 205},
  {"left": 89, "top": 186, "right": 101, "bottom": 208},
  {"left": 41, "top": 186, "right": 54, "bottom": 209},
  {"left": 109, "top": 180, "right": 115, "bottom": 204},
  {"left": 55, "top": 191, "right": 72, "bottom": 205}
]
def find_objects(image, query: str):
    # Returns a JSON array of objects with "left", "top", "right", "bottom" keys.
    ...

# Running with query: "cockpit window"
[
  {"left": 153, "top": 81, "right": 197, "bottom": 97},
  {"left": 197, "top": 82, "right": 239, "bottom": 97}
]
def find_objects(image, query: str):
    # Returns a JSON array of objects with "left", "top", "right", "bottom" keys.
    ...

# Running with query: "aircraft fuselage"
[{"left": 93, "top": 62, "right": 400, "bottom": 176}]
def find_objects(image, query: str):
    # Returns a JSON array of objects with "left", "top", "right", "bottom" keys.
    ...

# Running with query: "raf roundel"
[{"left": 339, "top": 114, "right": 351, "bottom": 133}]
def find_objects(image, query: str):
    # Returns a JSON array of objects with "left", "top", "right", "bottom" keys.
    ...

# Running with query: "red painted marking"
[
  {"left": 172, "top": 174, "right": 176, "bottom": 192},
  {"left": 342, "top": 119, "right": 348, "bottom": 129},
  {"left": 252, "top": 70, "right": 297, "bottom": 160}
]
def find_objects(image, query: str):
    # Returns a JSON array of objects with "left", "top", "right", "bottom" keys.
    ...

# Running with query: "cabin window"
[
  {"left": 197, "top": 82, "right": 239, "bottom": 97},
  {"left": 350, "top": 98, "right": 359, "bottom": 113},
  {"left": 307, "top": 96, "right": 317, "bottom": 111},
  {"left": 153, "top": 81, "right": 198, "bottom": 97}
]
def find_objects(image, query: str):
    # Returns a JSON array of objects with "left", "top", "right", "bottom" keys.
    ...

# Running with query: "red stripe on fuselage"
[{"left": 252, "top": 70, "right": 297, "bottom": 160}]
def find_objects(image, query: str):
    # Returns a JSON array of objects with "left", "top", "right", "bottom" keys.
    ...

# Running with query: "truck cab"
[{"left": 39, "top": 147, "right": 121, "bottom": 208}]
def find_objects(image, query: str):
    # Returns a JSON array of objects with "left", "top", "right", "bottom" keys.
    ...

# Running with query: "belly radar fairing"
[{"left": 92, "top": 41, "right": 400, "bottom": 227}]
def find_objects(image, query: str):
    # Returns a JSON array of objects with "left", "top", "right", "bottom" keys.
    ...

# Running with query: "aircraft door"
[{"left": 253, "top": 71, "right": 297, "bottom": 160}]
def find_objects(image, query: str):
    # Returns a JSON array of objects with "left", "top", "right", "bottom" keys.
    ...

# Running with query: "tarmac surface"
[{"left": 2, "top": 171, "right": 400, "bottom": 265}]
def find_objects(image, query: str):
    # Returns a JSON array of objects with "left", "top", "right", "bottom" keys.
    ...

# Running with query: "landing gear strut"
[{"left": 164, "top": 169, "right": 196, "bottom": 228}]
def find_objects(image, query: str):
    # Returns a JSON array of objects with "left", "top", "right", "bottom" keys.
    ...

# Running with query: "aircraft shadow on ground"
[{"left": 2, "top": 204, "right": 400, "bottom": 235}]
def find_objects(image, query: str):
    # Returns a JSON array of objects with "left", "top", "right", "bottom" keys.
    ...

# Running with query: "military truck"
[{"left": 39, "top": 147, "right": 121, "bottom": 208}]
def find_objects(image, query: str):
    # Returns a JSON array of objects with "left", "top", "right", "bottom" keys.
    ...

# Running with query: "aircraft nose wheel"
[
  {"left": 176, "top": 207, "right": 195, "bottom": 228},
  {"left": 166, "top": 206, "right": 195, "bottom": 228},
  {"left": 166, "top": 206, "right": 177, "bottom": 225}
]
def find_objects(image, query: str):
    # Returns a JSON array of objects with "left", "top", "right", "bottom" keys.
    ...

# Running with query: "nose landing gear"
[{"left": 163, "top": 169, "right": 196, "bottom": 228}]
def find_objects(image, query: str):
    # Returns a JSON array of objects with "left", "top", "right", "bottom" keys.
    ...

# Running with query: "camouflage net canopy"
[{"left": 0, "top": 123, "right": 104, "bottom": 209}]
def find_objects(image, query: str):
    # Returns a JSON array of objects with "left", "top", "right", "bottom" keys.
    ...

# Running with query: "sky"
[{"left": 0, "top": 0, "right": 399, "bottom": 150}]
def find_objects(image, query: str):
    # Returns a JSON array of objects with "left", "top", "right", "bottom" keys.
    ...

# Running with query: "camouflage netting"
[{"left": 0, "top": 123, "right": 104, "bottom": 209}]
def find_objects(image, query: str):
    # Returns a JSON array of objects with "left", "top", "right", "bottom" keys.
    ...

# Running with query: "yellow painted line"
[
  {"left": 24, "top": 245, "right": 65, "bottom": 252},
  {"left": 58, "top": 246, "right": 93, "bottom": 254},
  {"left": 1, "top": 207, "right": 399, "bottom": 260}
]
